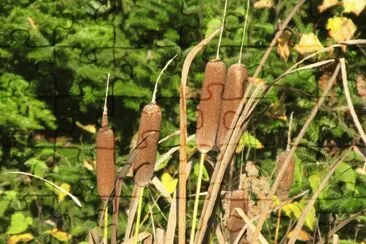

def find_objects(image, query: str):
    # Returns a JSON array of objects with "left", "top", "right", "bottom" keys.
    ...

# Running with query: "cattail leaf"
[{"left": 236, "top": 132, "right": 263, "bottom": 153}]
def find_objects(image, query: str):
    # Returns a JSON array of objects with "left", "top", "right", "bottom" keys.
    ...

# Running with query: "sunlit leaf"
[
  {"left": 193, "top": 162, "right": 209, "bottom": 181},
  {"left": 205, "top": 18, "right": 221, "bottom": 38},
  {"left": 7, "top": 212, "right": 33, "bottom": 234},
  {"left": 318, "top": 0, "right": 339, "bottom": 13},
  {"left": 55, "top": 183, "right": 71, "bottom": 203},
  {"left": 294, "top": 33, "right": 324, "bottom": 55},
  {"left": 327, "top": 17, "right": 356, "bottom": 42},
  {"left": 343, "top": 0, "right": 366, "bottom": 15},
  {"left": 161, "top": 172, "right": 178, "bottom": 194},
  {"left": 46, "top": 228, "right": 72, "bottom": 242},
  {"left": 236, "top": 132, "right": 263, "bottom": 153},
  {"left": 287, "top": 230, "right": 311, "bottom": 241},
  {"left": 277, "top": 30, "right": 292, "bottom": 61},
  {"left": 8, "top": 233, "right": 34, "bottom": 244},
  {"left": 254, "top": 0, "right": 274, "bottom": 8}
]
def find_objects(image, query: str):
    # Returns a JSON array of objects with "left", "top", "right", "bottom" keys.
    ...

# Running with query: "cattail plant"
[
  {"left": 96, "top": 73, "right": 116, "bottom": 202},
  {"left": 226, "top": 188, "right": 249, "bottom": 243},
  {"left": 190, "top": 1, "right": 228, "bottom": 243},
  {"left": 217, "top": 0, "right": 250, "bottom": 150},
  {"left": 132, "top": 55, "right": 177, "bottom": 244}
]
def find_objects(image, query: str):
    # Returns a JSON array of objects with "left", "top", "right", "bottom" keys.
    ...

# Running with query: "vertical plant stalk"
[
  {"left": 134, "top": 186, "right": 145, "bottom": 244},
  {"left": 194, "top": 1, "right": 306, "bottom": 242},
  {"left": 216, "top": 0, "right": 228, "bottom": 60},
  {"left": 179, "top": 27, "right": 221, "bottom": 244},
  {"left": 151, "top": 54, "right": 178, "bottom": 104},
  {"left": 189, "top": 153, "right": 206, "bottom": 244},
  {"left": 287, "top": 148, "right": 351, "bottom": 244},
  {"left": 103, "top": 206, "right": 109, "bottom": 244},
  {"left": 238, "top": 0, "right": 250, "bottom": 64},
  {"left": 252, "top": 63, "right": 341, "bottom": 242},
  {"left": 340, "top": 58, "right": 366, "bottom": 146}
]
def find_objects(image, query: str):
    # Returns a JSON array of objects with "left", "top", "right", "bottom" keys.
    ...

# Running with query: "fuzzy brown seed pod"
[
  {"left": 216, "top": 63, "right": 247, "bottom": 149},
  {"left": 133, "top": 103, "right": 162, "bottom": 187},
  {"left": 226, "top": 189, "right": 249, "bottom": 243},
  {"left": 275, "top": 151, "right": 295, "bottom": 201},
  {"left": 196, "top": 60, "right": 226, "bottom": 153},
  {"left": 96, "top": 113, "right": 116, "bottom": 201}
]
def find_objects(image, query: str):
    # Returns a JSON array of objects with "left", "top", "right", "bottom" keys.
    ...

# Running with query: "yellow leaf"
[
  {"left": 161, "top": 172, "right": 178, "bottom": 194},
  {"left": 55, "top": 183, "right": 71, "bottom": 203},
  {"left": 75, "top": 121, "right": 96, "bottom": 134},
  {"left": 294, "top": 33, "right": 324, "bottom": 55},
  {"left": 8, "top": 233, "right": 34, "bottom": 244},
  {"left": 46, "top": 228, "right": 72, "bottom": 242},
  {"left": 83, "top": 160, "right": 95, "bottom": 171},
  {"left": 343, "top": 0, "right": 366, "bottom": 15},
  {"left": 287, "top": 230, "right": 311, "bottom": 241},
  {"left": 277, "top": 30, "right": 292, "bottom": 61},
  {"left": 318, "top": 0, "right": 339, "bottom": 12},
  {"left": 327, "top": 17, "right": 357, "bottom": 42},
  {"left": 254, "top": 0, "right": 274, "bottom": 8}
]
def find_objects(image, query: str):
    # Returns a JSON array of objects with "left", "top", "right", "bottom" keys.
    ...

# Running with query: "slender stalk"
[
  {"left": 340, "top": 58, "right": 366, "bottom": 146},
  {"left": 286, "top": 112, "right": 294, "bottom": 151},
  {"left": 273, "top": 210, "right": 281, "bottom": 244},
  {"left": 238, "top": 0, "right": 250, "bottom": 64},
  {"left": 103, "top": 206, "right": 108, "bottom": 244},
  {"left": 189, "top": 153, "right": 206, "bottom": 244},
  {"left": 134, "top": 187, "right": 145, "bottom": 244},
  {"left": 151, "top": 54, "right": 178, "bottom": 104},
  {"left": 216, "top": 0, "right": 228, "bottom": 60},
  {"left": 103, "top": 73, "right": 111, "bottom": 114}
]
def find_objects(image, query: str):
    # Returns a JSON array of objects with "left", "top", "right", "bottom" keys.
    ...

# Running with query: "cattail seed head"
[
  {"left": 96, "top": 113, "right": 116, "bottom": 201},
  {"left": 216, "top": 63, "right": 247, "bottom": 149},
  {"left": 133, "top": 103, "right": 162, "bottom": 187},
  {"left": 275, "top": 151, "right": 295, "bottom": 201},
  {"left": 226, "top": 189, "right": 249, "bottom": 243},
  {"left": 196, "top": 60, "right": 226, "bottom": 153}
]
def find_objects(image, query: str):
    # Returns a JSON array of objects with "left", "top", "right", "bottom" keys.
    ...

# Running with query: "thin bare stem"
[
  {"left": 238, "top": 0, "right": 250, "bottom": 64},
  {"left": 104, "top": 73, "right": 111, "bottom": 114},
  {"left": 189, "top": 153, "right": 206, "bottom": 244},
  {"left": 179, "top": 27, "right": 221, "bottom": 244},
  {"left": 340, "top": 58, "right": 366, "bottom": 145},
  {"left": 5, "top": 171, "right": 82, "bottom": 207},
  {"left": 287, "top": 112, "right": 294, "bottom": 151},
  {"left": 103, "top": 206, "right": 108, "bottom": 244},
  {"left": 216, "top": 0, "right": 228, "bottom": 60},
  {"left": 152, "top": 54, "right": 178, "bottom": 104}
]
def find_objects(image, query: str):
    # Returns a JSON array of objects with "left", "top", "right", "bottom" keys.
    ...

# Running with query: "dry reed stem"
[
  {"left": 195, "top": 2, "right": 306, "bottom": 241},
  {"left": 252, "top": 63, "right": 341, "bottom": 242},
  {"left": 340, "top": 58, "right": 366, "bottom": 146},
  {"left": 234, "top": 208, "right": 269, "bottom": 244},
  {"left": 165, "top": 192, "right": 177, "bottom": 244},
  {"left": 215, "top": 225, "right": 225, "bottom": 244},
  {"left": 287, "top": 148, "right": 351, "bottom": 244},
  {"left": 124, "top": 186, "right": 140, "bottom": 240},
  {"left": 123, "top": 232, "right": 151, "bottom": 244},
  {"left": 179, "top": 27, "right": 221, "bottom": 244}
]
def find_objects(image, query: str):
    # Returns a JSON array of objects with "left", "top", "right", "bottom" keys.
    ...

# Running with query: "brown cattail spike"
[
  {"left": 216, "top": 63, "right": 248, "bottom": 149},
  {"left": 133, "top": 103, "right": 162, "bottom": 187},
  {"left": 226, "top": 189, "right": 249, "bottom": 243},
  {"left": 196, "top": 60, "right": 226, "bottom": 153},
  {"left": 275, "top": 151, "right": 295, "bottom": 201},
  {"left": 96, "top": 73, "right": 116, "bottom": 201}
]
